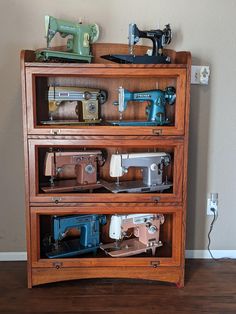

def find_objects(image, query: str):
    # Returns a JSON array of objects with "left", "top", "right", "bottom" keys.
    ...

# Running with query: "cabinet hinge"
[
  {"left": 53, "top": 262, "right": 63, "bottom": 269},
  {"left": 150, "top": 261, "right": 160, "bottom": 268},
  {"left": 153, "top": 129, "right": 162, "bottom": 135}
]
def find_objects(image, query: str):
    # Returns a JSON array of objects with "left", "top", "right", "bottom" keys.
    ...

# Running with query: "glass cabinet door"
[{"left": 25, "top": 66, "right": 187, "bottom": 136}]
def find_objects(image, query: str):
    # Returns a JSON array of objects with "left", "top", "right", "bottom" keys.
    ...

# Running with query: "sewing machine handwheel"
[
  {"left": 98, "top": 90, "right": 108, "bottom": 104},
  {"left": 165, "top": 86, "right": 176, "bottom": 105},
  {"left": 90, "top": 24, "right": 100, "bottom": 43}
]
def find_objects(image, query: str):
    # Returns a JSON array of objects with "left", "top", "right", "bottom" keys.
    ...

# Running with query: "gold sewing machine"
[{"left": 41, "top": 86, "right": 107, "bottom": 125}]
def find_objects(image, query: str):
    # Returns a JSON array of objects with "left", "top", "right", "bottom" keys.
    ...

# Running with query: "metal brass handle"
[
  {"left": 152, "top": 197, "right": 160, "bottom": 203},
  {"left": 52, "top": 197, "right": 62, "bottom": 204},
  {"left": 153, "top": 129, "right": 162, "bottom": 135}
]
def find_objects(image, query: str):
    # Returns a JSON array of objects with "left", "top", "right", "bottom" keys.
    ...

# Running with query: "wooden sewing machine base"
[{"left": 100, "top": 239, "right": 163, "bottom": 257}]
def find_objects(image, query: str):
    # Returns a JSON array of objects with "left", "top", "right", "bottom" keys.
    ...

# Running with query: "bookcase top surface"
[{"left": 21, "top": 43, "right": 191, "bottom": 68}]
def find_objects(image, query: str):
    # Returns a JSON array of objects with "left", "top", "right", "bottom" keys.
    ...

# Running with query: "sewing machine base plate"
[
  {"left": 101, "top": 54, "right": 170, "bottom": 64},
  {"left": 41, "top": 120, "right": 102, "bottom": 125},
  {"left": 101, "top": 180, "right": 172, "bottom": 193},
  {"left": 108, "top": 120, "right": 170, "bottom": 126},
  {"left": 100, "top": 238, "right": 162, "bottom": 257},
  {"left": 46, "top": 238, "right": 99, "bottom": 258},
  {"left": 36, "top": 49, "right": 92, "bottom": 63},
  {"left": 41, "top": 179, "right": 102, "bottom": 193}
]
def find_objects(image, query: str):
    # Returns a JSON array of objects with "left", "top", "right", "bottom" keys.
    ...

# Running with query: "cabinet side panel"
[
  {"left": 180, "top": 53, "right": 192, "bottom": 287},
  {"left": 20, "top": 51, "right": 32, "bottom": 288}
]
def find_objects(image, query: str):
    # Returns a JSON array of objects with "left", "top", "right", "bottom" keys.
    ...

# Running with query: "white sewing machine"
[
  {"left": 100, "top": 213, "right": 164, "bottom": 257},
  {"left": 102, "top": 152, "right": 172, "bottom": 193}
]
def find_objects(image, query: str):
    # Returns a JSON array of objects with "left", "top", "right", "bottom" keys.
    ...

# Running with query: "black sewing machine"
[{"left": 102, "top": 23, "right": 171, "bottom": 64}]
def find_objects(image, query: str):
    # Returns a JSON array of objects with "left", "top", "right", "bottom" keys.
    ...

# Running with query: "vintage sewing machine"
[
  {"left": 101, "top": 152, "right": 172, "bottom": 193},
  {"left": 108, "top": 86, "right": 176, "bottom": 126},
  {"left": 36, "top": 15, "right": 99, "bottom": 62},
  {"left": 102, "top": 23, "right": 171, "bottom": 64},
  {"left": 42, "top": 150, "right": 105, "bottom": 193},
  {"left": 41, "top": 86, "right": 107, "bottom": 125},
  {"left": 100, "top": 214, "right": 164, "bottom": 257},
  {"left": 45, "top": 214, "right": 106, "bottom": 258}
]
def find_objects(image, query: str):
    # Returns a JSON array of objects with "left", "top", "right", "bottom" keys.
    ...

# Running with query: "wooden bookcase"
[{"left": 21, "top": 43, "right": 191, "bottom": 288}]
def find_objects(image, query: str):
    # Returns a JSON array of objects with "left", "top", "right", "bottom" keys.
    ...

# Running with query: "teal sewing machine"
[
  {"left": 109, "top": 86, "right": 176, "bottom": 126},
  {"left": 45, "top": 214, "right": 106, "bottom": 258},
  {"left": 36, "top": 15, "right": 99, "bottom": 62}
]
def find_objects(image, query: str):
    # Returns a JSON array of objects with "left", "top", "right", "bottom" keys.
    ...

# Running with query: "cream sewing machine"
[
  {"left": 100, "top": 213, "right": 164, "bottom": 257},
  {"left": 102, "top": 152, "right": 172, "bottom": 193}
]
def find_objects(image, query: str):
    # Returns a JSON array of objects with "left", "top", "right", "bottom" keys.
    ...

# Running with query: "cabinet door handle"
[
  {"left": 152, "top": 197, "right": 160, "bottom": 203},
  {"left": 150, "top": 261, "right": 160, "bottom": 268},
  {"left": 50, "top": 129, "right": 61, "bottom": 135},
  {"left": 153, "top": 129, "right": 162, "bottom": 135},
  {"left": 52, "top": 197, "right": 62, "bottom": 204},
  {"left": 53, "top": 262, "right": 63, "bottom": 269}
]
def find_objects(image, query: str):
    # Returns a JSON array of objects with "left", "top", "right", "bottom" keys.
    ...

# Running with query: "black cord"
[
  {"left": 207, "top": 208, "right": 232, "bottom": 261},
  {"left": 207, "top": 208, "right": 218, "bottom": 260}
]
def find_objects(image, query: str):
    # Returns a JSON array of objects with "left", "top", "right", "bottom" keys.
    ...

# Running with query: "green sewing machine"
[{"left": 36, "top": 15, "right": 99, "bottom": 62}]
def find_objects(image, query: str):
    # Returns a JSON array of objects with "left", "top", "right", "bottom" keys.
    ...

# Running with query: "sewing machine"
[
  {"left": 45, "top": 214, "right": 106, "bottom": 258},
  {"left": 100, "top": 214, "right": 164, "bottom": 257},
  {"left": 41, "top": 86, "right": 107, "bottom": 125},
  {"left": 42, "top": 150, "right": 105, "bottom": 193},
  {"left": 101, "top": 23, "right": 171, "bottom": 64},
  {"left": 101, "top": 152, "right": 172, "bottom": 193},
  {"left": 36, "top": 15, "right": 99, "bottom": 62},
  {"left": 109, "top": 86, "right": 176, "bottom": 126}
]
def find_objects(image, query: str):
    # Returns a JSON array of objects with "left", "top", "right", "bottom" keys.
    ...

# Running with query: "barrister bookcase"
[{"left": 21, "top": 43, "right": 191, "bottom": 287}]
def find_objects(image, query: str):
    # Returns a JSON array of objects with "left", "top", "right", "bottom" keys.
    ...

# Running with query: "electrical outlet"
[
  {"left": 207, "top": 193, "right": 218, "bottom": 215},
  {"left": 191, "top": 65, "right": 210, "bottom": 85}
]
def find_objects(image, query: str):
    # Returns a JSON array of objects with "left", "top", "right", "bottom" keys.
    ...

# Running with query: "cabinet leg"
[{"left": 176, "top": 280, "right": 184, "bottom": 288}]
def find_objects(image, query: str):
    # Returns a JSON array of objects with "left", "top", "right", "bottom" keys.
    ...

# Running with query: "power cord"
[
  {"left": 207, "top": 207, "right": 232, "bottom": 261},
  {"left": 207, "top": 207, "right": 218, "bottom": 260}
]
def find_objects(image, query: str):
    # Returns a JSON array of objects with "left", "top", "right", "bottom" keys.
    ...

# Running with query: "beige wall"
[{"left": 0, "top": 0, "right": 235, "bottom": 251}]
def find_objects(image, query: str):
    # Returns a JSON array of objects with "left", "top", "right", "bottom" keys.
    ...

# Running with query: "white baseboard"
[
  {"left": 0, "top": 251, "right": 235, "bottom": 261},
  {"left": 0, "top": 252, "right": 27, "bottom": 261},
  {"left": 185, "top": 250, "right": 236, "bottom": 259}
]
